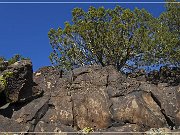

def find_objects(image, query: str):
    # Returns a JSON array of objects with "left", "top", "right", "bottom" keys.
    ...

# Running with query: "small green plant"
[
  {"left": 0, "top": 75, "right": 7, "bottom": 91},
  {"left": 0, "top": 55, "right": 30, "bottom": 71},
  {"left": 3, "top": 71, "right": 14, "bottom": 79},
  {"left": 8, "top": 54, "right": 30, "bottom": 66},
  {"left": 0, "top": 71, "right": 14, "bottom": 92},
  {"left": 82, "top": 127, "right": 94, "bottom": 134}
]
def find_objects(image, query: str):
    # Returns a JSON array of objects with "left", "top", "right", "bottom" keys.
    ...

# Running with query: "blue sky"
[{"left": 0, "top": 0, "right": 171, "bottom": 71}]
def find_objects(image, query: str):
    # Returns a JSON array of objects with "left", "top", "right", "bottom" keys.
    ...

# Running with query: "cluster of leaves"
[
  {"left": 0, "top": 54, "right": 30, "bottom": 71},
  {"left": 48, "top": 0, "right": 179, "bottom": 72},
  {"left": 7, "top": 54, "right": 30, "bottom": 65},
  {"left": 0, "top": 72, "right": 14, "bottom": 90},
  {"left": 0, "top": 75, "right": 7, "bottom": 91},
  {"left": 159, "top": 0, "right": 180, "bottom": 66},
  {"left": 0, "top": 54, "right": 29, "bottom": 65},
  {"left": 82, "top": 127, "right": 94, "bottom": 134}
]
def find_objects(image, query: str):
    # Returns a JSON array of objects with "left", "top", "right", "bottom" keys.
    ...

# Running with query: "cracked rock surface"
[{"left": 0, "top": 61, "right": 180, "bottom": 134}]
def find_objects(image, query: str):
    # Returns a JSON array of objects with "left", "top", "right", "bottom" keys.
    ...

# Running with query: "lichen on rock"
[
  {"left": 0, "top": 71, "right": 14, "bottom": 93},
  {"left": 0, "top": 75, "right": 7, "bottom": 92}
]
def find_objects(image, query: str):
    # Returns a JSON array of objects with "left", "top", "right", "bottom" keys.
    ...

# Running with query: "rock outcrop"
[
  {"left": 0, "top": 60, "right": 42, "bottom": 104},
  {"left": 0, "top": 61, "right": 180, "bottom": 134}
]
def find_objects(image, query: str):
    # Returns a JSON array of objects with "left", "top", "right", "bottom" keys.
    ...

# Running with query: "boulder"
[
  {"left": 112, "top": 91, "right": 167, "bottom": 129},
  {"left": 70, "top": 65, "right": 112, "bottom": 130},
  {"left": 34, "top": 67, "right": 74, "bottom": 126},
  {"left": 34, "top": 108, "right": 76, "bottom": 133},
  {"left": 33, "top": 66, "right": 63, "bottom": 96},
  {"left": 34, "top": 99, "right": 80, "bottom": 135},
  {"left": 139, "top": 82, "right": 180, "bottom": 128},
  {"left": 0, "top": 115, "right": 28, "bottom": 132},
  {"left": 32, "top": 64, "right": 180, "bottom": 132},
  {"left": 0, "top": 61, "right": 8, "bottom": 72},
  {"left": 105, "top": 65, "right": 128, "bottom": 97},
  {"left": 72, "top": 86, "right": 112, "bottom": 130},
  {"left": 11, "top": 95, "right": 50, "bottom": 132},
  {"left": 0, "top": 63, "right": 180, "bottom": 134},
  {"left": 0, "top": 60, "right": 42, "bottom": 104},
  {"left": 48, "top": 78, "right": 74, "bottom": 126}
]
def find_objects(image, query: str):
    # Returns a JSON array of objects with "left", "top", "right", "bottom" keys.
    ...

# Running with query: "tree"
[
  {"left": 48, "top": 5, "right": 179, "bottom": 72},
  {"left": 159, "top": 0, "right": 180, "bottom": 66},
  {"left": 160, "top": 0, "right": 179, "bottom": 35}
]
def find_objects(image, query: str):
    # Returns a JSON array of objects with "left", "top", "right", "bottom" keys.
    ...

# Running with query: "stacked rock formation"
[{"left": 0, "top": 60, "right": 179, "bottom": 134}]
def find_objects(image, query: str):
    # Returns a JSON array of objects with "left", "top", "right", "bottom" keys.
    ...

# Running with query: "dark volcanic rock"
[
  {"left": 139, "top": 82, "right": 180, "bottom": 128},
  {"left": 0, "top": 115, "right": 28, "bottom": 132},
  {"left": 0, "top": 61, "right": 8, "bottom": 72},
  {"left": 34, "top": 66, "right": 74, "bottom": 126},
  {"left": 0, "top": 60, "right": 42, "bottom": 105},
  {"left": 0, "top": 95, "right": 51, "bottom": 132},
  {"left": 35, "top": 113, "right": 76, "bottom": 133},
  {"left": 70, "top": 65, "right": 112, "bottom": 130},
  {"left": 4, "top": 60, "right": 34, "bottom": 102},
  {"left": 146, "top": 66, "right": 180, "bottom": 86},
  {"left": 12, "top": 95, "right": 50, "bottom": 125},
  {"left": 104, "top": 123, "right": 144, "bottom": 135},
  {"left": 33, "top": 66, "right": 63, "bottom": 96},
  {"left": 112, "top": 91, "right": 167, "bottom": 129},
  {"left": 72, "top": 85, "right": 112, "bottom": 130},
  {"left": 47, "top": 78, "right": 74, "bottom": 126},
  {"left": 0, "top": 62, "right": 180, "bottom": 134}
]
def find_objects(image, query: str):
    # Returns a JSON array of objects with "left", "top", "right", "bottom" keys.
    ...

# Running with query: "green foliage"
[
  {"left": 0, "top": 55, "right": 30, "bottom": 72},
  {"left": 0, "top": 75, "right": 7, "bottom": 92},
  {"left": 161, "top": 0, "right": 179, "bottom": 35},
  {"left": 82, "top": 127, "right": 94, "bottom": 134},
  {"left": 159, "top": 0, "right": 180, "bottom": 66},
  {"left": 3, "top": 71, "right": 14, "bottom": 79},
  {"left": 48, "top": 4, "right": 179, "bottom": 72},
  {"left": 8, "top": 54, "right": 30, "bottom": 66},
  {"left": 0, "top": 71, "right": 14, "bottom": 94}
]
